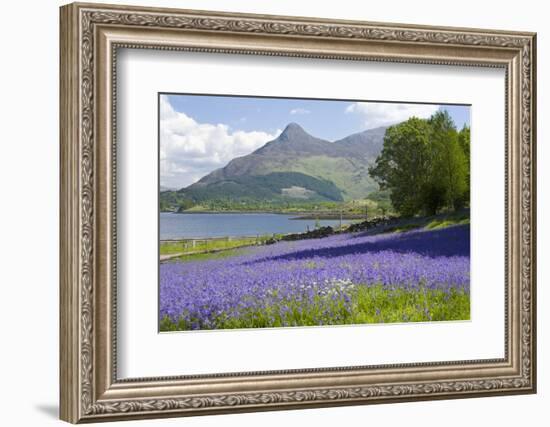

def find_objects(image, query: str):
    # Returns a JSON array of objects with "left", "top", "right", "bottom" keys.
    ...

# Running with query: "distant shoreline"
[{"left": 161, "top": 210, "right": 367, "bottom": 220}]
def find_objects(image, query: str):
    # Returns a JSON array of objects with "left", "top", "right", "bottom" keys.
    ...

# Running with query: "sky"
[{"left": 160, "top": 94, "right": 471, "bottom": 189}]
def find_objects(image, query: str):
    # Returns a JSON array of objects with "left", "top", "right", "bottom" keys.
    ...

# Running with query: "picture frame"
[{"left": 59, "top": 2, "right": 537, "bottom": 423}]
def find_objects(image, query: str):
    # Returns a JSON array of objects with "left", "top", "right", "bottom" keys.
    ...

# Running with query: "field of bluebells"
[{"left": 159, "top": 224, "right": 470, "bottom": 331}]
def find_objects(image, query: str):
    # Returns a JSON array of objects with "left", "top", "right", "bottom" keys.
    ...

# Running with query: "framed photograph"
[{"left": 60, "top": 2, "right": 537, "bottom": 423}]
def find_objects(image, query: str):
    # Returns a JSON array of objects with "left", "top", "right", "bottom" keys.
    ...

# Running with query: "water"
[{"left": 160, "top": 212, "right": 354, "bottom": 240}]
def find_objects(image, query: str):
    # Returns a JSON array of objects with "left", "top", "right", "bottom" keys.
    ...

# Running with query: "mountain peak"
[
  {"left": 285, "top": 121, "right": 303, "bottom": 129},
  {"left": 280, "top": 122, "right": 309, "bottom": 139},
  {"left": 168, "top": 121, "right": 388, "bottom": 202}
]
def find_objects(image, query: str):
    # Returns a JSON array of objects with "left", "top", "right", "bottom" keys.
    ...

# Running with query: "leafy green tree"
[
  {"left": 458, "top": 125, "right": 471, "bottom": 188},
  {"left": 370, "top": 111, "right": 469, "bottom": 216},
  {"left": 176, "top": 198, "right": 195, "bottom": 212},
  {"left": 369, "top": 118, "right": 432, "bottom": 216},
  {"left": 428, "top": 111, "right": 468, "bottom": 211}
]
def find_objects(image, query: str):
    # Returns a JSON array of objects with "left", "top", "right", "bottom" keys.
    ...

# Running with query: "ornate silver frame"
[{"left": 60, "top": 2, "right": 537, "bottom": 423}]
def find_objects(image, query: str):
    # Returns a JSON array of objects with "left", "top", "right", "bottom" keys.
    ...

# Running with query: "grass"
[
  {"left": 160, "top": 236, "right": 271, "bottom": 256},
  {"left": 160, "top": 284, "right": 470, "bottom": 331},
  {"left": 170, "top": 248, "right": 249, "bottom": 263},
  {"left": 388, "top": 223, "right": 422, "bottom": 233},
  {"left": 425, "top": 216, "right": 470, "bottom": 230},
  {"left": 386, "top": 212, "right": 470, "bottom": 234}
]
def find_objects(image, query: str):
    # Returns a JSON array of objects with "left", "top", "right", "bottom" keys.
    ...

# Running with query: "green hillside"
[
  {"left": 160, "top": 123, "right": 387, "bottom": 211},
  {"left": 267, "top": 155, "right": 376, "bottom": 200}
]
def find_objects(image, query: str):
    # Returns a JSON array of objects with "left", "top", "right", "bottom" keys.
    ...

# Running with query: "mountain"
[{"left": 163, "top": 122, "right": 387, "bottom": 207}]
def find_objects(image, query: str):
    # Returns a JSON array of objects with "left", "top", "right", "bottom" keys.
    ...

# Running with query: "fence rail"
[
  {"left": 160, "top": 235, "right": 276, "bottom": 250},
  {"left": 160, "top": 235, "right": 273, "bottom": 243}
]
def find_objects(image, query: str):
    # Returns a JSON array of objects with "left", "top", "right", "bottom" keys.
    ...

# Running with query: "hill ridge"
[{"left": 162, "top": 122, "right": 388, "bottom": 208}]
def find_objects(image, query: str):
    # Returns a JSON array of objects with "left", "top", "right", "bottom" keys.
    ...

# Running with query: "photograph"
[
  {"left": 57, "top": 3, "right": 536, "bottom": 422},
  {"left": 158, "top": 94, "right": 472, "bottom": 331}
]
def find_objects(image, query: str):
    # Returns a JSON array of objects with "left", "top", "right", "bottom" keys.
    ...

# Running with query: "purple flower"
[{"left": 160, "top": 224, "right": 470, "bottom": 329}]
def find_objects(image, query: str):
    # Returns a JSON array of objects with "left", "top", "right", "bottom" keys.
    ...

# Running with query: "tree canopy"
[{"left": 369, "top": 111, "right": 470, "bottom": 216}]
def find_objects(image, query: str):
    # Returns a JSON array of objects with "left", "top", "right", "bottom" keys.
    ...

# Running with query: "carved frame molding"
[{"left": 60, "top": 2, "right": 536, "bottom": 423}]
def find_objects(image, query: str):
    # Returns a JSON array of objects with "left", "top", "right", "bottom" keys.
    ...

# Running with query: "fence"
[{"left": 160, "top": 235, "right": 274, "bottom": 251}]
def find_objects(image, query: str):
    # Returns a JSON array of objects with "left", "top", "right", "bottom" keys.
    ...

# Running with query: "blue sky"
[
  {"left": 165, "top": 94, "right": 470, "bottom": 141},
  {"left": 160, "top": 94, "right": 470, "bottom": 189}
]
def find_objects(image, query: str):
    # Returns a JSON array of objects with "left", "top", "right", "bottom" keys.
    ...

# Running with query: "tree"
[
  {"left": 176, "top": 198, "right": 195, "bottom": 212},
  {"left": 458, "top": 125, "right": 471, "bottom": 188},
  {"left": 369, "top": 111, "right": 469, "bottom": 216},
  {"left": 427, "top": 111, "right": 468, "bottom": 211},
  {"left": 369, "top": 118, "right": 432, "bottom": 216}
]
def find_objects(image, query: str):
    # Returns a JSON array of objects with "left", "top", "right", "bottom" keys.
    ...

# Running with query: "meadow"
[
  {"left": 160, "top": 235, "right": 272, "bottom": 256},
  {"left": 159, "top": 223, "right": 470, "bottom": 331}
]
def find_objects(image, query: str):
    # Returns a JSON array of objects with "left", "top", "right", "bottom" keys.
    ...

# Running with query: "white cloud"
[
  {"left": 345, "top": 102, "right": 439, "bottom": 129},
  {"left": 160, "top": 96, "right": 280, "bottom": 189},
  {"left": 290, "top": 108, "right": 311, "bottom": 115}
]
